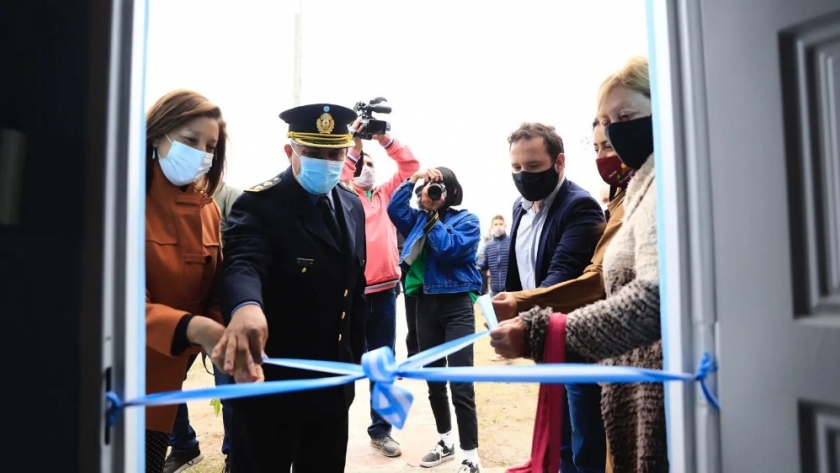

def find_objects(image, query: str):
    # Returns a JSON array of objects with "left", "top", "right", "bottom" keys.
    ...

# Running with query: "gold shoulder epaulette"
[{"left": 244, "top": 176, "right": 281, "bottom": 193}]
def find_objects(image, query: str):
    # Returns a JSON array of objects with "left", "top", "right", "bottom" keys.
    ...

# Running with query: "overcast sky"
[{"left": 145, "top": 0, "right": 649, "bottom": 231}]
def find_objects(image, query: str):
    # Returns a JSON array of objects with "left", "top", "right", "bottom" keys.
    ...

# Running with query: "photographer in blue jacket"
[{"left": 387, "top": 167, "right": 483, "bottom": 473}]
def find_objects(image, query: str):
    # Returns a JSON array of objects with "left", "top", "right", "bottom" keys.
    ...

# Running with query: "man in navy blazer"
[
  {"left": 506, "top": 178, "right": 606, "bottom": 291},
  {"left": 503, "top": 122, "right": 606, "bottom": 473}
]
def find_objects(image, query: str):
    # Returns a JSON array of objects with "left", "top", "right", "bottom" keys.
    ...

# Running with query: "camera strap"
[{"left": 423, "top": 210, "right": 440, "bottom": 234}]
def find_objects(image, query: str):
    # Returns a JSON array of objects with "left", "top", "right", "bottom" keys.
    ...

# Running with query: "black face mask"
[
  {"left": 605, "top": 115, "right": 654, "bottom": 170},
  {"left": 512, "top": 166, "right": 559, "bottom": 202}
]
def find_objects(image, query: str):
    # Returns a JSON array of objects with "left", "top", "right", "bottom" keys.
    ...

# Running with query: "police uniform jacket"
[{"left": 221, "top": 166, "right": 367, "bottom": 419}]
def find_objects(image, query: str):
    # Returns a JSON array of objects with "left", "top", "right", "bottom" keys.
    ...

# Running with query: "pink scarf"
[{"left": 506, "top": 313, "right": 566, "bottom": 473}]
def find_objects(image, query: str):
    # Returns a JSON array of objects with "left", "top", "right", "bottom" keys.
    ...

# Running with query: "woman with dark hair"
[
  {"left": 387, "top": 167, "right": 483, "bottom": 473},
  {"left": 144, "top": 89, "right": 229, "bottom": 473}
]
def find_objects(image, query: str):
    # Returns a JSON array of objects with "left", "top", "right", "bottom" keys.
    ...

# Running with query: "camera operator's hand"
[
  {"left": 409, "top": 168, "right": 443, "bottom": 184},
  {"left": 350, "top": 118, "right": 364, "bottom": 154},
  {"left": 372, "top": 132, "right": 390, "bottom": 145}
]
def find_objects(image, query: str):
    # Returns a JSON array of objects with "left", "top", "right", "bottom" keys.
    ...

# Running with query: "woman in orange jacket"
[{"left": 144, "top": 89, "right": 229, "bottom": 473}]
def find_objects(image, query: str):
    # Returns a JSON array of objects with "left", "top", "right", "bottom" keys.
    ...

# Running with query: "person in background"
[
  {"left": 388, "top": 167, "right": 483, "bottom": 473},
  {"left": 215, "top": 183, "right": 242, "bottom": 231},
  {"left": 491, "top": 56, "right": 664, "bottom": 472},
  {"left": 211, "top": 182, "right": 241, "bottom": 472},
  {"left": 164, "top": 180, "right": 242, "bottom": 473},
  {"left": 503, "top": 122, "right": 606, "bottom": 473},
  {"left": 395, "top": 229, "right": 404, "bottom": 298},
  {"left": 215, "top": 103, "right": 367, "bottom": 473},
  {"left": 144, "top": 89, "right": 228, "bottom": 473},
  {"left": 341, "top": 117, "right": 420, "bottom": 458},
  {"left": 477, "top": 215, "right": 510, "bottom": 297},
  {"left": 478, "top": 215, "right": 511, "bottom": 362},
  {"left": 476, "top": 232, "right": 490, "bottom": 295},
  {"left": 401, "top": 185, "right": 424, "bottom": 358}
]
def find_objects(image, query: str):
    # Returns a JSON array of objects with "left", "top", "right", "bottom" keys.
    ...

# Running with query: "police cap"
[{"left": 280, "top": 103, "right": 358, "bottom": 149}]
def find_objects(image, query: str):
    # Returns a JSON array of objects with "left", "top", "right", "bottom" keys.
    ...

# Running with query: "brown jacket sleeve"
[
  {"left": 146, "top": 289, "right": 190, "bottom": 358},
  {"left": 513, "top": 192, "right": 626, "bottom": 313}
]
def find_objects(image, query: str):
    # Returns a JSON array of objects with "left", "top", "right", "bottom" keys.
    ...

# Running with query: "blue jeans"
[
  {"left": 170, "top": 356, "right": 234, "bottom": 456},
  {"left": 365, "top": 287, "right": 397, "bottom": 439},
  {"left": 560, "top": 383, "right": 606, "bottom": 473},
  {"left": 212, "top": 363, "right": 233, "bottom": 456},
  {"left": 170, "top": 355, "right": 200, "bottom": 454}
]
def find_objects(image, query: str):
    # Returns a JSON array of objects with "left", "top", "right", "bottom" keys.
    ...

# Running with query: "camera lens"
[{"left": 427, "top": 183, "right": 444, "bottom": 201}]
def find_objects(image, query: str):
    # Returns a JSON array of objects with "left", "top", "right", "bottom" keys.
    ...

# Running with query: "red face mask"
[{"left": 596, "top": 154, "right": 635, "bottom": 188}]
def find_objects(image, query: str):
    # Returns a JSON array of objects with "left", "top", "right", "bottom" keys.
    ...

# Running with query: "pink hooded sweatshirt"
[{"left": 342, "top": 136, "right": 420, "bottom": 294}]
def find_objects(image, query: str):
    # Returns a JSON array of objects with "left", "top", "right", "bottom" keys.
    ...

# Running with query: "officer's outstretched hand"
[{"left": 212, "top": 304, "right": 268, "bottom": 383}]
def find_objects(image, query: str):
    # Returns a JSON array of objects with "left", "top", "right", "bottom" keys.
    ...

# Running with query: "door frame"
[
  {"left": 647, "top": 1, "right": 721, "bottom": 472},
  {"left": 94, "top": 1, "right": 723, "bottom": 471},
  {"left": 86, "top": 0, "right": 149, "bottom": 471}
]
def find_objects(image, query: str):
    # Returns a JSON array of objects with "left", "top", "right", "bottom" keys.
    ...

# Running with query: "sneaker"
[
  {"left": 457, "top": 459, "right": 480, "bottom": 472},
  {"left": 420, "top": 440, "right": 455, "bottom": 468},
  {"left": 370, "top": 435, "right": 402, "bottom": 457},
  {"left": 163, "top": 449, "right": 204, "bottom": 473}
]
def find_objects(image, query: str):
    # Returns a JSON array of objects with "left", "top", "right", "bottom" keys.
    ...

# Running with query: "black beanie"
[{"left": 436, "top": 166, "right": 463, "bottom": 207}]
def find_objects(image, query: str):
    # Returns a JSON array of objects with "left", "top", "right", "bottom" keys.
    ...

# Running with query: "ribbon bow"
[{"left": 265, "top": 330, "right": 489, "bottom": 429}]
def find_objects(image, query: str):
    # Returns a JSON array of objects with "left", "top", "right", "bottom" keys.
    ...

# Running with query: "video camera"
[{"left": 353, "top": 97, "right": 392, "bottom": 140}]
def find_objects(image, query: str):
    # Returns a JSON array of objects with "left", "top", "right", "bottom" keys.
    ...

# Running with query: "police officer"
[{"left": 213, "top": 103, "right": 367, "bottom": 473}]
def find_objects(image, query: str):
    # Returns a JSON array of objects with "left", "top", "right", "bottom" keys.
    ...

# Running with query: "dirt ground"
[{"left": 179, "top": 298, "right": 537, "bottom": 473}]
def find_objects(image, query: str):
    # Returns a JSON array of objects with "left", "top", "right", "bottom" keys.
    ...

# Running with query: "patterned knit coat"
[{"left": 522, "top": 155, "right": 666, "bottom": 473}]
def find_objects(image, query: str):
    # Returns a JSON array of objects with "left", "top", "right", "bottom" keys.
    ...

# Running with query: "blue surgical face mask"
[
  {"left": 295, "top": 152, "right": 344, "bottom": 195},
  {"left": 157, "top": 134, "right": 215, "bottom": 186}
]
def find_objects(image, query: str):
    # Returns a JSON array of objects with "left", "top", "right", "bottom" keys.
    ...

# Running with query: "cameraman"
[
  {"left": 341, "top": 119, "right": 419, "bottom": 458},
  {"left": 387, "top": 167, "right": 483, "bottom": 473}
]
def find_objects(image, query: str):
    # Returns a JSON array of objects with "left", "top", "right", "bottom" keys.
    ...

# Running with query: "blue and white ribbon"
[{"left": 106, "top": 295, "right": 719, "bottom": 426}]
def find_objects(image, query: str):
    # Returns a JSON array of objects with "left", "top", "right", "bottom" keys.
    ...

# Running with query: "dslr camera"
[
  {"left": 426, "top": 182, "right": 446, "bottom": 201},
  {"left": 353, "top": 97, "right": 392, "bottom": 140}
]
